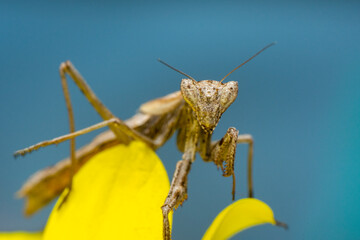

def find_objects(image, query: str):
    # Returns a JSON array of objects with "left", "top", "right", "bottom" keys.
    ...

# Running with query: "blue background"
[{"left": 1, "top": 1, "right": 360, "bottom": 239}]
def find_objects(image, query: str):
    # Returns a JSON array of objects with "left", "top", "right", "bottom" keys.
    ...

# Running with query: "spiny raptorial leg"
[{"left": 209, "top": 128, "right": 254, "bottom": 199}]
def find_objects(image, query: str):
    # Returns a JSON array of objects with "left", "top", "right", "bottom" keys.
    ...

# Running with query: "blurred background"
[{"left": 1, "top": 1, "right": 359, "bottom": 239}]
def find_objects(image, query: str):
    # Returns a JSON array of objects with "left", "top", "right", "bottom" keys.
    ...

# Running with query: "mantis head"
[
  {"left": 181, "top": 79, "right": 238, "bottom": 133},
  {"left": 158, "top": 42, "right": 275, "bottom": 133}
]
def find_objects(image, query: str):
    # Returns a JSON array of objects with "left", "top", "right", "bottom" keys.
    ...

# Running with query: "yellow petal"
[
  {"left": 43, "top": 141, "right": 171, "bottom": 240},
  {"left": 202, "top": 198, "right": 277, "bottom": 240},
  {"left": 0, "top": 232, "right": 42, "bottom": 240}
]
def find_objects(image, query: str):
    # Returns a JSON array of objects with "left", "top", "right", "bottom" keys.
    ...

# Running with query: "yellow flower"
[
  {"left": 203, "top": 198, "right": 281, "bottom": 240},
  {"left": 0, "top": 232, "right": 42, "bottom": 240},
  {"left": 1, "top": 141, "right": 283, "bottom": 240}
]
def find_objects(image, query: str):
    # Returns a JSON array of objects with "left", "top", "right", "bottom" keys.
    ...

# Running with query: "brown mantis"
[{"left": 14, "top": 43, "right": 275, "bottom": 240}]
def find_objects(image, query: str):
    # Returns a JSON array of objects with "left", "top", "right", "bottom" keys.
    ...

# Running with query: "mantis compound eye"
[
  {"left": 180, "top": 78, "right": 198, "bottom": 108},
  {"left": 220, "top": 81, "right": 238, "bottom": 110}
]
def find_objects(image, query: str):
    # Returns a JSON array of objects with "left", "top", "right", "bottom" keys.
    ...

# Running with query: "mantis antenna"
[
  {"left": 158, "top": 59, "right": 196, "bottom": 81},
  {"left": 220, "top": 42, "right": 276, "bottom": 83}
]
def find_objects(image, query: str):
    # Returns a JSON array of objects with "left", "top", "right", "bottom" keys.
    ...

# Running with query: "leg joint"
[{"left": 237, "top": 134, "right": 254, "bottom": 144}]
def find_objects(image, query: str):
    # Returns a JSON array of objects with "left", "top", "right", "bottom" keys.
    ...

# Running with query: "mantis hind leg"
[
  {"left": 15, "top": 61, "right": 173, "bottom": 209},
  {"left": 59, "top": 61, "right": 132, "bottom": 143},
  {"left": 57, "top": 61, "right": 156, "bottom": 208},
  {"left": 57, "top": 61, "right": 163, "bottom": 150},
  {"left": 57, "top": 61, "right": 132, "bottom": 208},
  {"left": 56, "top": 62, "right": 78, "bottom": 208}
]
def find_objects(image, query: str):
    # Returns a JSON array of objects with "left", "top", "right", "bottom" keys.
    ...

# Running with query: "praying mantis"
[{"left": 15, "top": 43, "right": 275, "bottom": 240}]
